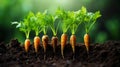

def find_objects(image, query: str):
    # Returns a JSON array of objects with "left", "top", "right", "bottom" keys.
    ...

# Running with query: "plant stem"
[{"left": 26, "top": 31, "right": 30, "bottom": 39}]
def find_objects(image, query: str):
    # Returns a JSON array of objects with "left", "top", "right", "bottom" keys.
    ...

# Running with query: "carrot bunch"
[{"left": 11, "top": 6, "right": 102, "bottom": 59}]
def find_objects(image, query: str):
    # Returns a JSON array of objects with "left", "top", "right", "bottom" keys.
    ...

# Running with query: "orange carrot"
[
  {"left": 34, "top": 36, "right": 40, "bottom": 52},
  {"left": 70, "top": 34, "right": 76, "bottom": 54},
  {"left": 42, "top": 35, "right": 49, "bottom": 53},
  {"left": 24, "top": 39, "right": 30, "bottom": 52},
  {"left": 51, "top": 36, "right": 58, "bottom": 53},
  {"left": 61, "top": 33, "right": 67, "bottom": 58},
  {"left": 84, "top": 33, "right": 90, "bottom": 52}
]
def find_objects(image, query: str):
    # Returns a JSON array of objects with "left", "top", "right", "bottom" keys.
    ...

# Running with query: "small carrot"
[
  {"left": 56, "top": 8, "right": 70, "bottom": 58},
  {"left": 24, "top": 39, "right": 30, "bottom": 52},
  {"left": 42, "top": 35, "right": 49, "bottom": 53},
  {"left": 82, "top": 7, "right": 101, "bottom": 53},
  {"left": 32, "top": 12, "right": 43, "bottom": 53},
  {"left": 84, "top": 33, "right": 90, "bottom": 52},
  {"left": 34, "top": 36, "right": 40, "bottom": 52},
  {"left": 61, "top": 33, "right": 67, "bottom": 58},
  {"left": 12, "top": 12, "right": 34, "bottom": 52},
  {"left": 70, "top": 34, "right": 76, "bottom": 54},
  {"left": 51, "top": 36, "right": 58, "bottom": 53}
]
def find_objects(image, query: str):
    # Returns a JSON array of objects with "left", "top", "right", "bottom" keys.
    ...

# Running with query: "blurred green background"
[{"left": 0, "top": 0, "right": 120, "bottom": 44}]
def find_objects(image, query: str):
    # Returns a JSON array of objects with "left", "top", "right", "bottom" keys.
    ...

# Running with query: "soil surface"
[{"left": 0, "top": 39, "right": 120, "bottom": 67}]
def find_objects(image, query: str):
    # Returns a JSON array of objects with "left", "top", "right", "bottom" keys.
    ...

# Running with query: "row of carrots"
[{"left": 12, "top": 6, "right": 101, "bottom": 58}]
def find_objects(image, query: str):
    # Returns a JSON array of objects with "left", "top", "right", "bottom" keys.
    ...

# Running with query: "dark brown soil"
[{"left": 0, "top": 39, "right": 120, "bottom": 67}]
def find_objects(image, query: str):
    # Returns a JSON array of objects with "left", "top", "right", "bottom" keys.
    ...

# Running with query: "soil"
[{"left": 0, "top": 39, "right": 120, "bottom": 67}]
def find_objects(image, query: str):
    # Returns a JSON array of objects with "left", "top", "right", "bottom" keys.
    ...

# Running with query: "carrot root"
[
  {"left": 42, "top": 35, "right": 49, "bottom": 53},
  {"left": 70, "top": 35, "right": 76, "bottom": 54},
  {"left": 61, "top": 45, "right": 64, "bottom": 59},
  {"left": 24, "top": 39, "right": 30, "bottom": 52},
  {"left": 34, "top": 36, "right": 40, "bottom": 52},
  {"left": 61, "top": 34, "right": 67, "bottom": 59},
  {"left": 51, "top": 36, "right": 58, "bottom": 53},
  {"left": 84, "top": 33, "right": 90, "bottom": 52}
]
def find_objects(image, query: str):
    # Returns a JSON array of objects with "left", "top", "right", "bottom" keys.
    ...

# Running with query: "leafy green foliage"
[
  {"left": 11, "top": 7, "right": 102, "bottom": 43},
  {"left": 55, "top": 8, "right": 71, "bottom": 34},
  {"left": 11, "top": 12, "right": 34, "bottom": 39},
  {"left": 47, "top": 15, "right": 59, "bottom": 36},
  {"left": 83, "top": 7, "right": 101, "bottom": 33},
  {"left": 69, "top": 7, "right": 86, "bottom": 35},
  {"left": 40, "top": 10, "right": 53, "bottom": 35},
  {"left": 32, "top": 12, "right": 43, "bottom": 36}
]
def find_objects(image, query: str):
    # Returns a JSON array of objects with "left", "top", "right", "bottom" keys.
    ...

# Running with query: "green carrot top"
[
  {"left": 83, "top": 7, "right": 101, "bottom": 33},
  {"left": 12, "top": 12, "right": 35, "bottom": 39}
]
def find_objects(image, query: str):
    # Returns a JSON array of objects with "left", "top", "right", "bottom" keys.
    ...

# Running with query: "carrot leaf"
[
  {"left": 56, "top": 8, "right": 71, "bottom": 34},
  {"left": 11, "top": 12, "right": 34, "bottom": 39},
  {"left": 83, "top": 8, "right": 101, "bottom": 33}
]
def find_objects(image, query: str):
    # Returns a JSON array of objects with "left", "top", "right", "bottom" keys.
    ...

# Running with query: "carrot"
[
  {"left": 42, "top": 35, "right": 49, "bottom": 53},
  {"left": 51, "top": 36, "right": 58, "bottom": 53},
  {"left": 12, "top": 12, "right": 34, "bottom": 52},
  {"left": 82, "top": 7, "right": 101, "bottom": 52},
  {"left": 34, "top": 36, "right": 40, "bottom": 52},
  {"left": 70, "top": 34, "right": 76, "bottom": 54},
  {"left": 24, "top": 39, "right": 30, "bottom": 52},
  {"left": 61, "top": 33, "right": 67, "bottom": 58},
  {"left": 84, "top": 33, "right": 90, "bottom": 52}
]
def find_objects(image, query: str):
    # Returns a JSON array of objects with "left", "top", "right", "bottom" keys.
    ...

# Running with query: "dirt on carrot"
[
  {"left": 42, "top": 35, "right": 49, "bottom": 53},
  {"left": 51, "top": 36, "right": 58, "bottom": 53}
]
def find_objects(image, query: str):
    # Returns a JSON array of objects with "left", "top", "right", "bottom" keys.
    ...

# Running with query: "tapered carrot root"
[
  {"left": 70, "top": 35, "right": 76, "bottom": 54},
  {"left": 24, "top": 39, "right": 30, "bottom": 52},
  {"left": 42, "top": 35, "right": 49, "bottom": 53},
  {"left": 34, "top": 36, "right": 40, "bottom": 52},
  {"left": 84, "top": 33, "right": 90, "bottom": 52},
  {"left": 61, "top": 34, "right": 67, "bottom": 58},
  {"left": 51, "top": 36, "right": 58, "bottom": 53}
]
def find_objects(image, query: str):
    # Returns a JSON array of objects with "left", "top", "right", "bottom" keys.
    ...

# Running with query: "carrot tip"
[
  {"left": 53, "top": 48, "right": 55, "bottom": 53},
  {"left": 44, "top": 54, "right": 46, "bottom": 60},
  {"left": 86, "top": 46, "right": 89, "bottom": 52},
  {"left": 72, "top": 46, "right": 75, "bottom": 53},
  {"left": 61, "top": 45, "right": 64, "bottom": 59},
  {"left": 61, "top": 50, "right": 64, "bottom": 59},
  {"left": 35, "top": 49, "right": 38, "bottom": 53}
]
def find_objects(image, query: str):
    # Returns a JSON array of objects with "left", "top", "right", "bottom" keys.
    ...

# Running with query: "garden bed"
[{"left": 0, "top": 39, "right": 120, "bottom": 67}]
